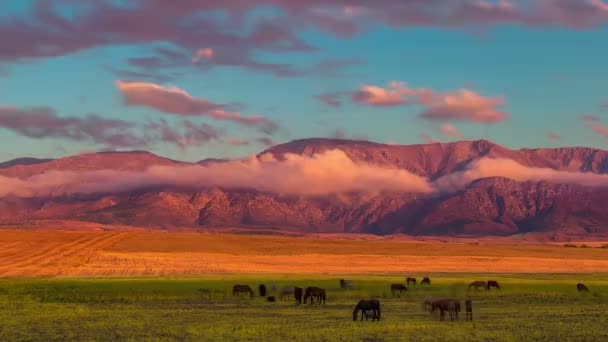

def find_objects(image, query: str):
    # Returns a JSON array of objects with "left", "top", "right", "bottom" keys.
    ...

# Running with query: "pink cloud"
[
  {"left": 434, "top": 157, "right": 608, "bottom": 193},
  {"left": 0, "top": 150, "right": 432, "bottom": 197},
  {"left": 352, "top": 82, "right": 430, "bottom": 107},
  {"left": 586, "top": 124, "right": 608, "bottom": 138},
  {"left": 421, "top": 133, "right": 440, "bottom": 144},
  {"left": 192, "top": 48, "right": 214, "bottom": 63},
  {"left": 2, "top": 0, "right": 608, "bottom": 70},
  {"left": 225, "top": 138, "right": 251, "bottom": 146},
  {"left": 418, "top": 89, "right": 508, "bottom": 124},
  {"left": 439, "top": 124, "right": 464, "bottom": 139},
  {"left": 546, "top": 131, "right": 561, "bottom": 140},
  {"left": 115, "top": 81, "right": 278, "bottom": 133}
]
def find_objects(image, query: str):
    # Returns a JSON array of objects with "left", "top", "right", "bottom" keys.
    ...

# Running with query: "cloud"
[
  {"left": 319, "top": 81, "right": 507, "bottom": 124},
  {"left": 0, "top": 150, "right": 433, "bottom": 197},
  {"left": 582, "top": 114, "right": 601, "bottom": 122},
  {"left": 225, "top": 138, "right": 250, "bottom": 146},
  {"left": 586, "top": 124, "right": 608, "bottom": 138},
  {"left": 192, "top": 48, "right": 214, "bottom": 63},
  {"left": 4, "top": 148, "right": 608, "bottom": 198},
  {"left": 439, "top": 124, "right": 464, "bottom": 139},
  {"left": 421, "top": 133, "right": 440, "bottom": 144},
  {"left": 0, "top": 106, "right": 222, "bottom": 149},
  {"left": 2, "top": 1, "right": 608, "bottom": 67},
  {"left": 418, "top": 89, "right": 508, "bottom": 123},
  {"left": 546, "top": 131, "right": 561, "bottom": 140},
  {"left": 316, "top": 92, "right": 343, "bottom": 108},
  {"left": 115, "top": 81, "right": 278, "bottom": 133},
  {"left": 352, "top": 81, "right": 430, "bottom": 107},
  {"left": 433, "top": 157, "right": 608, "bottom": 193}
]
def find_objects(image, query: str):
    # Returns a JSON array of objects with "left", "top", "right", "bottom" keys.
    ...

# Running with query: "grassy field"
[
  {"left": 1, "top": 274, "right": 608, "bottom": 341},
  {"left": 3, "top": 230, "right": 608, "bottom": 276}
]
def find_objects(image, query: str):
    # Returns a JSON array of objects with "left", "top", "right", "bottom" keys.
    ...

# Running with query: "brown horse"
[
  {"left": 353, "top": 299, "right": 381, "bottom": 321},
  {"left": 431, "top": 298, "right": 461, "bottom": 321},
  {"left": 421, "top": 277, "right": 431, "bottom": 285},
  {"left": 468, "top": 281, "right": 487, "bottom": 290},
  {"left": 232, "top": 285, "right": 254, "bottom": 297},
  {"left": 391, "top": 284, "right": 407, "bottom": 297},
  {"left": 406, "top": 277, "right": 417, "bottom": 286},
  {"left": 465, "top": 297, "right": 473, "bottom": 321},
  {"left": 487, "top": 280, "right": 501, "bottom": 290},
  {"left": 422, "top": 297, "right": 446, "bottom": 312},
  {"left": 304, "top": 286, "right": 326, "bottom": 304},
  {"left": 577, "top": 283, "right": 589, "bottom": 293}
]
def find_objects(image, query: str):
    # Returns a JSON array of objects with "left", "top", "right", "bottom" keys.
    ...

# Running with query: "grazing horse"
[
  {"left": 294, "top": 287, "right": 303, "bottom": 304},
  {"left": 421, "top": 277, "right": 431, "bottom": 285},
  {"left": 259, "top": 284, "right": 267, "bottom": 297},
  {"left": 487, "top": 280, "right": 501, "bottom": 290},
  {"left": 232, "top": 285, "right": 254, "bottom": 297},
  {"left": 279, "top": 286, "right": 295, "bottom": 301},
  {"left": 468, "top": 281, "right": 487, "bottom": 290},
  {"left": 391, "top": 284, "right": 407, "bottom": 297},
  {"left": 465, "top": 297, "right": 473, "bottom": 321},
  {"left": 577, "top": 283, "right": 589, "bottom": 293},
  {"left": 422, "top": 297, "right": 444, "bottom": 312},
  {"left": 431, "top": 298, "right": 461, "bottom": 321},
  {"left": 352, "top": 299, "right": 381, "bottom": 322},
  {"left": 304, "top": 286, "right": 326, "bottom": 304},
  {"left": 406, "top": 277, "right": 417, "bottom": 286},
  {"left": 340, "top": 279, "right": 354, "bottom": 289}
]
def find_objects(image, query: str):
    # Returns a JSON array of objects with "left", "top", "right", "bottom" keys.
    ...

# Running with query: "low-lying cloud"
[
  {"left": 3, "top": 151, "right": 608, "bottom": 198},
  {"left": 0, "top": 150, "right": 432, "bottom": 197},
  {"left": 433, "top": 158, "right": 608, "bottom": 192}
]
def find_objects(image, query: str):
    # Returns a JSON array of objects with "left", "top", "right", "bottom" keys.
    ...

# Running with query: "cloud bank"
[{"left": 2, "top": 150, "right": 608, "bottom": 198}]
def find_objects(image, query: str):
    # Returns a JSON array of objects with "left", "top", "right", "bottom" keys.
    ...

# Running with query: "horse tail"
[
  {"left": 376, "top": 303, "right": 381, "bottom": 320},
  {"left": 322, "top": 291, "right": 326, "bottom": 304}
]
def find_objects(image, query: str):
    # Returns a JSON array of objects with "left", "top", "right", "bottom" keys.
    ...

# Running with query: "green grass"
[{"left": 1, "top": 274, "right": 608, "bottom": 341}]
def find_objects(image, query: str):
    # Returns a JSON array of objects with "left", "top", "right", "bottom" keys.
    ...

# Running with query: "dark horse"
[
  {"left": 487, "top": 280, "right": 501, "bottom": 290},
  {"left": 577, "top": 283, "right": 589, "bottom": 293},
  {"left": 468, "top": 281, "right": 487, "bottom": 290},
  {"left": 304, "top": 286, "right": 326, "bottom": 304},
  {"left": 353, "top": 299, "right": 381, "bottom": 321},
  {"left": 294, "top": 287, "right": 303, "bottom": 304},
  {"left": 431, "top": 298, "right": 461, "bottom": 321},
  {"left": 421, "top": 277, "right": 431, "bottom": 285},
  {"left": 232, "top": 285, "right": 254, "bottom": 297},
  {"left": 259, "top": 284, "right": 267, "bottom": 297},
  {"left": 391, "top": 284, "right": 407, "bottom": 297},
  {"left": 406, "top": 277, "right": 417, "bottom": 286}
]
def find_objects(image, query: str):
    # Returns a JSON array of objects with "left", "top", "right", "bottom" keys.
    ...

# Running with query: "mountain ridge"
[{"left": 1, "top": 138, "right": 608, "bottom": 239}]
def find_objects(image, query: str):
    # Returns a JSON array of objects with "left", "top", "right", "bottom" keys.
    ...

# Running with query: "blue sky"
[{"left": 0, "top": 0, "right": 607, "bottom": 162}]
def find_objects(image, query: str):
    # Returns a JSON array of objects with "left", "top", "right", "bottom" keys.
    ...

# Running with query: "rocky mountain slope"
[{"left": 2, "top": 139, "right": 608, "bottom": 238}]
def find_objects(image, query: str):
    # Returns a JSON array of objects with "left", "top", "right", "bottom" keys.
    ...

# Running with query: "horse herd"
[{"left": 229, "top": 278, "right": 592, "bottom": 322}]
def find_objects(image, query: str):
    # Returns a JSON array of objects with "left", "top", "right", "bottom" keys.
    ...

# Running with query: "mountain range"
[{"left": 2, "top": 138, "right": 608, "bottom": 240}]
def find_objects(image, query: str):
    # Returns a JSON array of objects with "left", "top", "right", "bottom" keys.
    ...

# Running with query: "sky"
[{"left": 0, "top": 0, "right": 607, "bottom": 162}]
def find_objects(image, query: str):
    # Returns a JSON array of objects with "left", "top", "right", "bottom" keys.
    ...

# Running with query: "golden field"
[{"left": 2, "top": 229, "right": 608, "bottom": 276}]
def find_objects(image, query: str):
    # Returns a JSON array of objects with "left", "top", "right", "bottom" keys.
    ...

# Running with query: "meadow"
[
  {"left": 3, "top": 229, "right": 608, "bottom": 276},
  {"left": 1, "top": 274, "right": 608, "bottom": 341}
]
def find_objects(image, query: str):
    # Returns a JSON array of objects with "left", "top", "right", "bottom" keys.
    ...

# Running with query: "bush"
[{"left": 563, "top": 244, "right": 577, "bottom": 248}]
